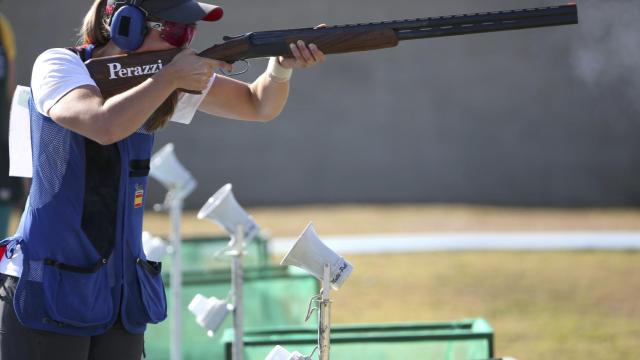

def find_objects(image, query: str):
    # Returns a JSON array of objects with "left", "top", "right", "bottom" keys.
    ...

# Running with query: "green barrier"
[
  {"left": 161, "top": 235, "right": 270, "bottom": 273},
  {"left": 145, "top": 266, "right": 320, "bottom": 360},
  {"left": 222, "top": 319, "right": 494, "bottom": 360}
]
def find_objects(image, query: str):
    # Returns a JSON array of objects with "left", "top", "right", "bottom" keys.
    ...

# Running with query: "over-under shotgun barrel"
[
  {"left": 392, "top": 4, "right": 578, "bottom": 40},
  {"left": 85, "top": 4, "right": 578, "bottom": 98},
  {"left": 199, "top": 4, "right": 578, "bottom": 60}
]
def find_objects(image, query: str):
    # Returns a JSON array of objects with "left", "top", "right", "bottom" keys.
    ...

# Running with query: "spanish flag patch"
[{"left": 134, "top": 184, "right": 144, "bottom": 208}]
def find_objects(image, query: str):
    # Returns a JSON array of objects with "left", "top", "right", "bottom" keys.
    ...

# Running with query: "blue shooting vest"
[{"left": 5, "top": 46, "right": 166, "bottom": 336}]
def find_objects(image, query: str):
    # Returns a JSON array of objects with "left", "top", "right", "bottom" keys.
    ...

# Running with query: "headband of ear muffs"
[{"left": 110, "top": 0, "right": 147, "bottom": 51}]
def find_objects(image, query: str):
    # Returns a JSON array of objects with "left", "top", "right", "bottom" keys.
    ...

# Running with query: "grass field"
[
  {"left": 332, "top": 251, "right": 640, "bottom": 359},
  {"left": 8, "top": 205, "right": 640, "bottom": 359}
]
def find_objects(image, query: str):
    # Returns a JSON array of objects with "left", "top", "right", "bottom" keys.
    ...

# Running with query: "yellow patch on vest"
[{"left": 134, "top": 184, "right": 144, "bottom": 208}]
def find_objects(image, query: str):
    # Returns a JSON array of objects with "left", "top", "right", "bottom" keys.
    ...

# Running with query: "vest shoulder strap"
[{"left": 65, "top": 47, "right": 88, "bottom": 62}]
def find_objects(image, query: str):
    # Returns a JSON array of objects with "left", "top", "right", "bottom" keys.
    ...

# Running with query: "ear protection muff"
[{"left": 109, "top": 0, "right": 147, "bottom": 51}]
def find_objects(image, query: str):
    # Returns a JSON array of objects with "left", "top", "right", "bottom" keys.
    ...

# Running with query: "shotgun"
[{"left": 85, "top": 4, "right": 578, "bottom": 98}]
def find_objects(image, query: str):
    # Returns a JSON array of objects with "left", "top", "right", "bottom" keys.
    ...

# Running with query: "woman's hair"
[
  {"left": 77, "top": 0, "right": 177, "bottom": 132},
  {"left": 78, "top": 0, "right": 110, "bottom": 47}
]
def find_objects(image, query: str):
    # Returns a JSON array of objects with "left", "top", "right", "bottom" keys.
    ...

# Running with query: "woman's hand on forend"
[{"left": 278, "top": 24, "right": 327, "bottom": 69}]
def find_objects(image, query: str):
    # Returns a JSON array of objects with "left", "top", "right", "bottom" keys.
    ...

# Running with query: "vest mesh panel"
[{"left": 29, "top": 101, "right": 71, "bottom": 209}]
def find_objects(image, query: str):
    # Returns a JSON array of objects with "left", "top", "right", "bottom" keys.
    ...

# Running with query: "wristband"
[{"left": 266, "top": 57, "right": 293, "bottom": 82}]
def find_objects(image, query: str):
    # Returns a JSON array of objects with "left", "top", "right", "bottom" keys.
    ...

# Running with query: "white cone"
[
  {"left": 149, "top": 143, "right": 197, "bottom": 200},
  {"left": 197, "top": 183, "right": 260, "bottom": 241},
  {"left": 281, "top": 222, "right": 353, "bottom": 290},
  {"left": 142, "top": 231, "right": 168, "bottom": 262},
  {"left": 188, "top": 294, "right": 229, "bottom": 335},
  {"left": 265, "top": 345, "right": 307, "bottom": 360}
]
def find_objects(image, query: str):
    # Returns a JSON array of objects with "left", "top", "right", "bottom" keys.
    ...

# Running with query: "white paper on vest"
[
  {"left": 168, "top": 74, "right": 216, "bottom": 124},
  {"left": 7, "top": 75, "right": 214, "bottom": 178},
  {"left": 9, "top": 85, "right": 33, "bottom": 178}
]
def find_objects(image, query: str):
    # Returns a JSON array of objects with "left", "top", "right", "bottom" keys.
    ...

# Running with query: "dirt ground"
[{"left": 139, "top": 204, "right": 640, "bottom": 238}]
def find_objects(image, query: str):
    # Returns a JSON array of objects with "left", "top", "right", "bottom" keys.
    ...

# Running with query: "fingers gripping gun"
[{"left": 85, "top": 4, "right": 578, "bottom": 98}]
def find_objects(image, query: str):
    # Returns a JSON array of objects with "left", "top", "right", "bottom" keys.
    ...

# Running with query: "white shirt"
[
  {"left": 31, "top": 48, "right": 98, "bottom": 116},
  {"left": 30, "top": 47, "right": 213, "bottom": 121},
  {"left": 0, "top": 48, "right": 213, "bottom": 277}
]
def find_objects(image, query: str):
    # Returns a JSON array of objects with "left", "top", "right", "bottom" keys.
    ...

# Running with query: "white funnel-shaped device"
[
  {"left": 197, "top": 183, "right": 260, "bottom": 241},
  {"left": 149, "top": 143, "right": 197, "bottom": 200},
  {"left": 280, "top": 222, "right": 353, "bottom": 290},
  {"left": 265, "top": 345, "right": 307, "bottom": 360},
  {"left": 188, "top": 294, "right": 229, "bottom": 335},
  {"left": 141, "top": 231, "right": 168, "bottom": 262}
]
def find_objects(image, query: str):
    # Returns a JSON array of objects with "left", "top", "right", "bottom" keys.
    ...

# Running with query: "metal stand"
[
  {"left": 305, "top": 264, "right": 332, "bottom": 360},
  {"left": 168, "top": 198, "right": 183, "bottom": 360},
  {"left": 318, "top": 264, "right": 332, "bottom": 360},
  {"left": 230, "top": 225, "right": 245, "bottom": 360}
]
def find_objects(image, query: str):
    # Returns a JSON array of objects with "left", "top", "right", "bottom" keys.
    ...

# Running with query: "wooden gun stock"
[
  {"left": 85, "top": 49, "right": 181, "bottom": 99},
  {"left": 85, "top": 4, "right": 577, "bottom": 98}
]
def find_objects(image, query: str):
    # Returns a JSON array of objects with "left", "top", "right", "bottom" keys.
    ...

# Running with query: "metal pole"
[
  {"left": 318, "top": 264, "right": 331, "bottom": 360},
  {"left": 169, "top": 198, "right": 183, "bottom": 360},
  {"left": 232, "top": 225, "right": 245, "bottom": 360}
]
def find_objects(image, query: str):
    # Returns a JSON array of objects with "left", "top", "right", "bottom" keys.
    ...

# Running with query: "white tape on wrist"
[{"left": 266, "top": 57, "right": 293, "bottom": 82}]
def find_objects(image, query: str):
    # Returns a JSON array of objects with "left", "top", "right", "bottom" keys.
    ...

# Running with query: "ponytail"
[
  {"left": 146, "top": 92, "right": 178, "bottom": 131},
  {"left": 78, "top": 0, "right": 111, "bottom": 46}
]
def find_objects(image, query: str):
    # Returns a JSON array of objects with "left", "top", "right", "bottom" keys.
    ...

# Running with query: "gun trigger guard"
[{"left": 220, "top": 60, "right": 250, "bottom": 77}]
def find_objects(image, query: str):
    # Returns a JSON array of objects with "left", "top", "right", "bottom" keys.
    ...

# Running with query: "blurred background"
[{"left": 2, "top": 0, "right": 639, "bottom": 359}]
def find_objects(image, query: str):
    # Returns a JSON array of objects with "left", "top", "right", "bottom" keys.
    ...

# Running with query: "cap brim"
[
  {"left": 200, "top": 4, "right": 224, "bottom": 22},
  {"left": 152, "top": 2, "right": 223, "bottom": 24}
]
